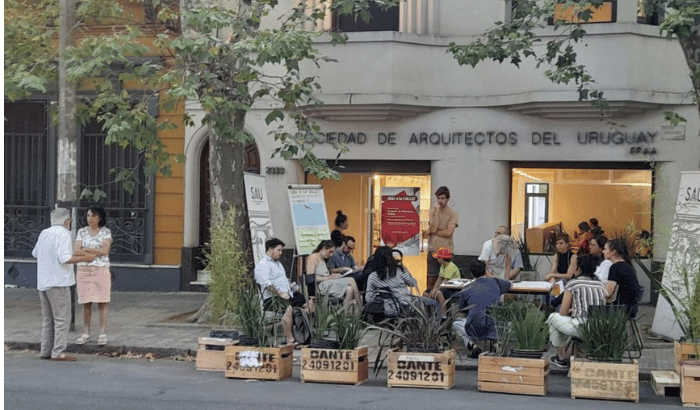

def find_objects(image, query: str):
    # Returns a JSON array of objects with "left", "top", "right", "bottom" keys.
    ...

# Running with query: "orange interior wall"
[{"left": 308, "top": 174, "right": 369, "bottom": 264}]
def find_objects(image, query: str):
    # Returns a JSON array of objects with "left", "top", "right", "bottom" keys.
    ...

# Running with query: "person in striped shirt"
[{"left": 546, "top": 254, "right": 608, "bottom": 368}]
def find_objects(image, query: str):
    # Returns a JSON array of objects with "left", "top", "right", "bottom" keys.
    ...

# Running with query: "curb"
[{"left": 4, "top": 341, "right": 196, "bottom": 359}]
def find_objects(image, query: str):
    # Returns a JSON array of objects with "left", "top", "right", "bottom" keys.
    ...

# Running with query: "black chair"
[{"left": 363, "top": 287, "right": 404, "bottom": 324}]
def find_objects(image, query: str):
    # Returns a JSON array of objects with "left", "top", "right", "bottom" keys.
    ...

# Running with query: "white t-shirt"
[
  {"left": 76, "top": 227, "right": 112, "bottom": 267},
  {"left": 478, "top": 239, "right": 524, "bottom": 279},
  {"left": 594, "top": 259, "right": 613, "bottom": 283}
]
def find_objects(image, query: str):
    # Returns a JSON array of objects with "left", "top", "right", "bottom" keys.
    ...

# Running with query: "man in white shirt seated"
[
  {"left": 478, "top": 226, "right": 523, "bottom": 281},
  {"left": 254, "top": 238, "right": 311, "bottom": 347}
]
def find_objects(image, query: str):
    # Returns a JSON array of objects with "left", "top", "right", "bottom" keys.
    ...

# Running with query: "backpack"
[{"left": 291, "top": 307, "right": 311, "bottom": 345}]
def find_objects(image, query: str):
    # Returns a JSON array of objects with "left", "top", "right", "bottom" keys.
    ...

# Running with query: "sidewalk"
[{"left": 4, "top": 288, "right": 676, "bottom": 376}]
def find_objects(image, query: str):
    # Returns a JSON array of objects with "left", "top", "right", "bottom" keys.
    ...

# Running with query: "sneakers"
[
  {"left": 467, "top": 342, "right": 483, "bottom": 359},
  {"left": 75, "top": 334, "right": 90, "bottom": 345},
  {"left": 550, "top": 356, "right": 570, "bottom": 368}
]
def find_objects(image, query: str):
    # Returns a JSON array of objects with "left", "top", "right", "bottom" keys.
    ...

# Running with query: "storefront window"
[{"left": 511, "top": 167, "right": 652, "bottom": 254}]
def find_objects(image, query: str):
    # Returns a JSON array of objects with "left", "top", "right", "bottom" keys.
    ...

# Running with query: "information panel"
[
  {"left": 381, "top": 187, "right": 421, "bottom": 256},
  {"left": 287, "top": 185, "right": 331, "bottom": 255}
]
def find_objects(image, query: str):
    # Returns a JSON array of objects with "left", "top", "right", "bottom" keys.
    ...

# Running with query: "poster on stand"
[
  {"left": 287, "top": 185, "right": 331, "bottom": 255},
  {"left": 381, "top": 187, "right": 421, "bottom": 256},
  {"left": 244, "top": 173, "right": 273, "bottom": 264},
  {"left": 651, "top": 171, "right": 700, "bottom": 340}
]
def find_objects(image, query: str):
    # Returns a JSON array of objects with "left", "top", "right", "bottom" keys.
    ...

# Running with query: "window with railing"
[
  {"left": 77, "top": 120, "right": 154, "bottom": 263},
  {"left": 4, "top": 101, "right": 53, "bottom": 257},
  {"left": 334, "top": 2, "right": 399, "bottom": 32}
]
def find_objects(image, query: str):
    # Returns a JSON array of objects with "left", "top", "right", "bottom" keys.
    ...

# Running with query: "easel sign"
[
  {"left": 287, "top": 185, "right": 331, "bottom": 256},
  {"left": 244, "top": 173, "right": 273, "bottom": 264}
]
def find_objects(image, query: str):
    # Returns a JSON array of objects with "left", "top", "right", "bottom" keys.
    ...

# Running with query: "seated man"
[
  {"left": 452, "top": 260, "right": 512, "bottom": 358},
  {"left": 254, "top": 238, "right": 311, "bottom": 347},
  {"left": 327, "top": 236, "right": 368, "bottom": 291},
  {"left": 423, "top": 247, "right": 460, "bottom": 316},
  {"left": 478, "top": 226, "right": 523, "bottom": 280}
]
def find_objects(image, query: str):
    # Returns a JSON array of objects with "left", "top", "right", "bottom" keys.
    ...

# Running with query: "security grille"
[{"left": 4, "top": 101, "right": 53, "bottom": 257}]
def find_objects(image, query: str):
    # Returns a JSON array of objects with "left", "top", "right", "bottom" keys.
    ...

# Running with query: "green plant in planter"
[
  {"left": 510, "top": 304, "right": 548, "bottom": 352},
  {"left": 513, "top": 234, "right": 540, "bottom": 272},
  {"left": 578, "top": 306, "right": 629, "bottom": 361},
  {"left": 332, "top": 304, "right": 367, "bottom": 350},
  {"left": 235, "top": 286, "right": 281, "bottom": 347},
  {"left": 311, "top": 295, "right": 337, "bottom": 346}
]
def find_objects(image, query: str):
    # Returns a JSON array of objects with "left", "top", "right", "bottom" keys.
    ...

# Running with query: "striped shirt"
[
  {"left": 365, "top": 267, "right": 417, "bottom": 317},
  {"left": 566, "top": 276, "right": 607, "bottom": 319}
]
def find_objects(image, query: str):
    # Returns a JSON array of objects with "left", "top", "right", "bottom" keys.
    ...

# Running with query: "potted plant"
[
  {"left": 478, "top": 302, "right": 550, "bottom": 396},
  {"left": 301, "top": 303, "right": 369, "bottom": 385},
  {"left": 224, "top": 287, "right": 294, "bottom": 380},
  {"left": 570, "top": 306, "right": 639, "bottom": 402},
  {"left": 513, "top": 234, "right": 541, "bottom": 281},
  {"left": 308, "top": 295, "right": 338, "bottom": 349},
  {"left": 370, "top": 299, "right": 456, "bottom": 389}
]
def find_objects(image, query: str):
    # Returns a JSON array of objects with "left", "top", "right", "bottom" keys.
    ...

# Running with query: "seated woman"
[
  {"left": 544, "top": 234, "right": 577, "bottom": 308},
  {"left": 572, "top": 221, "right": 594, "bottom": 254},
  {"left": 603, "top": 239, "right": 640, "bottom": 318},
  {"left": 365, "top": 246, "right": 422, "bottom": 318},
  {"left": 589, "top": 235, "right": 611, "bottom": 283},
  {"left": 307, "top": 240, "right": 362, "bottom": 307},
  {"left": 546, "top": 254, "right": 608, "bottom": 368}
]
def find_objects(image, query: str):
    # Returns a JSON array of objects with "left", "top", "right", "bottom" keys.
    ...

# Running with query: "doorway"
[{"left": 309, "top": 172, "right": 432, "bottom": 290}]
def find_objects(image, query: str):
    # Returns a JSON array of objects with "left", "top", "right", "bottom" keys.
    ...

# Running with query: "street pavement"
[
  {"left": 4, "top": 287, "right": 676, "bottom": 375},
  {"left": 4, "top": 349, "right": 683, "bottom": 410}
]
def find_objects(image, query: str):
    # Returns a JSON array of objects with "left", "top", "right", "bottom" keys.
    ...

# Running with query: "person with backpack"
[{"left": 254, "top": 238, "right": 312, "bottom": 348}]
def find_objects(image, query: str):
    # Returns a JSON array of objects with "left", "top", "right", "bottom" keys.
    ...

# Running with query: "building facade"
[{"left": 6, "top": 0, "right": 699, "bottom": 291}]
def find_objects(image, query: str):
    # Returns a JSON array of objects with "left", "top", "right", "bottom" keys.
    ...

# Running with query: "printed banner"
[
  {"left": 651, "top": 171, "right": 700, "bottom": 340},
  {"left": 287, "top": 185, "right": 331, "bottom": 255},
  {"left": 244, "top": 173, "right": 273, "bottom": 264},
  {"left": 381, "top": 187, "right": 421, "bottom": 256}
]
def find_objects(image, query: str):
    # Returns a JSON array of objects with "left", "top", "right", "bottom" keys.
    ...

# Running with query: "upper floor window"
[{"left": 334, "top": 3, "right": 399, "bottom": 32}]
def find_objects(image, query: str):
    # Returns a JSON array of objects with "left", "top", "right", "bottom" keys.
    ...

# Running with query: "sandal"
[
  {"left": 75, "top": 334, "right": 90, "bottom": 345},
  {"left": 97, "top": 334, "right": 108, "bottom": 346}
]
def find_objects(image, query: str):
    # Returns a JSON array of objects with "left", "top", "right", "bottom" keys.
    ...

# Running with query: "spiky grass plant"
[
  {"left": 204, "top": 208, "right": 251, "bottom": 326},
  {"left": 333, "top": 304, "right": 367, "bottom": 350},
  {"left": 578, "top": 306, "right": 629, "bottom": 361},
  {"left": 312, "top": 295, "right": 337, "bottom": 342}
]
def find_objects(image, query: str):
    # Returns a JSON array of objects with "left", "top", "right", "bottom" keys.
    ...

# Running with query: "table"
[{"left": 440, "top": 279, "right": 553, "bottom": 304}]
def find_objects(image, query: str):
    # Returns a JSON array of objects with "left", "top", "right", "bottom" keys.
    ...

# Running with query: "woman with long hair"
[
  {"left": 74, "top": 206, "right": 112, "bottom": 346},
  {"left": 573, "top": 221, "right": 594, "bottom": 254},
  {"left": 364, "top": 246, "right": 419, "bottom": 317},
  {"left": 307, "top": 240, "right": 361, "bottom": 306},
  {"left": 603, "top": 238, "right": 640, "bottom": 317}
]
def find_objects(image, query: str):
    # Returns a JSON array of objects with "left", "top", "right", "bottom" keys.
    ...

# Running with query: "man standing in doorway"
[
  {"left": 424, "top": 186, "right": 459, "bottom": 291},
  {"left": 32, "top": 208, "right": 95, "bottom": 361},
  {"left": 478, "top": 225, "right": 523, "bottom": 280}
]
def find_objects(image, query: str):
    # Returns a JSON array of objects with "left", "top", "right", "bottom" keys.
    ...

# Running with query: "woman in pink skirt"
[{"left": 74, "top": 206, "right": 112, "bottom": 346}]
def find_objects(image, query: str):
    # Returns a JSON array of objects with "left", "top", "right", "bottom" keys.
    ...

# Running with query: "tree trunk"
[
  {"left": 208, "top": 110, "right": 255, "bottom": 274},
  {"left": 678, "top": 27, "right": 700, "bottom": 119}
]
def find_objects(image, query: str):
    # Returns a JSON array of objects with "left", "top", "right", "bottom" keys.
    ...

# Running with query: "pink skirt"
[{"left": 76, "top": 266, "right": 111, "bottom": 304}]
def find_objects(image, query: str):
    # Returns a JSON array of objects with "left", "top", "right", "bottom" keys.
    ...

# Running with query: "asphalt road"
[{"left": 4, "top": 350, "right": 681, "bottom": 410}]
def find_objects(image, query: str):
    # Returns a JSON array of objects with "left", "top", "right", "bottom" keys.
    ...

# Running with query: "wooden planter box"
[
  {"left": 477, "top": 354, "right": 549, "bottom": 396},
  {"left": 570, "top": 358, "right": 639, "bottom": 402},
  {"left": 386, "top": 349, "right": 455, "bottom": 389},
  {"left": 675, "top": 341, "right": 700, "bottom": 374},
  {"left": 224, "top": 344, "right": 294, "bottom": 380},
  {"left": 196, "top": 337, "right": 237, "bottom": 371},
  {"left": 681, "top": 364, "right": 700, "bottom": 407},
  {"left": 300, "top": 346, "right": 368, "bottom": 385}
]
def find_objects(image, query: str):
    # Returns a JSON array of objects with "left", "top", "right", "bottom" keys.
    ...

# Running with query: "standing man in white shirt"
[{"left": 32, "top": 208, "right": 95, "bottom": 361}]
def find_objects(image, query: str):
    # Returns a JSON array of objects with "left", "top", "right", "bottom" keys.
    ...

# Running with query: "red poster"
[{"left": 381, "top": 187, "right": 421, "bottom": 255}]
